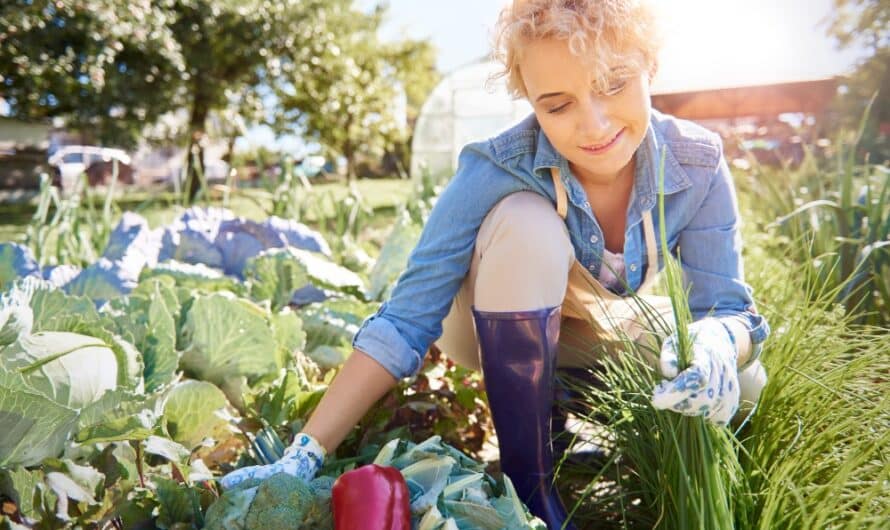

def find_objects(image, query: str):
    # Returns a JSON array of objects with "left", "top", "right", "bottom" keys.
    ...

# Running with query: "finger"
[
  {"left": 652, "top": 381, "right": 685, "bottom": 410},
  {"left": 659, "top": 336, "right": 680, "bottom": 379},
  {"left": 707, "top": 366, "right": 741, "bottom": 426},
  {"left": 220, "top": 465, "right": 262, "bottom": 490},
  {"left": 706, "top": 400, "right": 728, "bottom": 425},
  {"left": 687, "top": 343, "right": 715, "bottom": 382},
  {"left": 651, "top": 371, "right": 704, "bottom": 411}
]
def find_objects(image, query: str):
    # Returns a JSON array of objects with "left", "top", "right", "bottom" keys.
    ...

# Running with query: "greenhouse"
[{"left": 410, "top": 58, "right": 533, "bottom": 179}]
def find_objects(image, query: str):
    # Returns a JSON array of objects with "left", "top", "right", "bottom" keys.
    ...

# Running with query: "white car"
[{"left": 48, "top": 145, "right": 131, "bottom": 191}]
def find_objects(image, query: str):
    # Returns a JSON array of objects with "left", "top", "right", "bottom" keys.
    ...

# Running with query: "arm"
[
  {"left": 677, "top": 149, "right": 770, "bottom": 368},
  {"left": 303, "top": 145, "right": 523, "bottom": 451},
  {"left": 220, "top": 146, "right": 522, "bottom": 488},
  {"left": 302, "top": 348, "right": 398, "bottom": 454},
  {"left": 349, "top": 145, "right": 524, "bottom": 380}
]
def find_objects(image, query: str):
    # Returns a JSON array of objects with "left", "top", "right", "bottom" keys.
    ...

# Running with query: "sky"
[
  {"left": 254, "top": 0, "right": 869, "bottom": 153},
  {"left": 362, "top": 0, "right": 864, "bottom": 84},
  {"left": 0, "top": 0, "right": 867, "bottom": 152}
]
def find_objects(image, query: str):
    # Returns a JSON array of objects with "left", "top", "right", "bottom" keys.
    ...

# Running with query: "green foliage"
[
  {"left": 204, "top": 472, "right": 314, "bottom": 529},
  {"left": 823, "top": 0, "right": 889, "bottom": 160},
  {"left": 161, "top": 380, "right": 232, "bottom": 450},
  {"left": 274, "top": 2, "right": 438, "bottom": 180},
  {"left": 108, "top": 277, "right": 181, "bottom": 392},
  {"left": 140, "top": 261, "right": 246, "bottom": 297},
  {"left": 208, "top": 434, "right": 544, "bottom": 530},
  {"left": 243, "top": 249, "right": 310, "bottom": 312},
  {"left": 0, "top": 311, "right": 145, "bottom": 466},
  {"left": 739, "top": 257, "right": 890, "bottom": 529},
  {"left": 743, "top": 107, "right": 890, "bottom": 326},
  {"left": 337, "top": 349, "right": 492, "bottom": 473},
  {"left": 178, "top": 292, "right": 284, "bottom": 386},
  {"left": 0, "top": 0, "right": 440, "bottom": 200},
  {"left": 0, "top": 0, "right": 183, "bottom": 147},
  {"left": 367, "top": 209, "right": 423, "bottom": 301},
  {"left": 24, "top": 173, "right": 119, "bottom": 269}
]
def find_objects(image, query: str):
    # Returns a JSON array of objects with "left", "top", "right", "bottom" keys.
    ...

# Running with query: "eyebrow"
[
  {"left": 535, "top": 92, "right": 566, "bottom": 103},
  {"left": 535, "top": 67, "right": 633, "bottom": 102}
]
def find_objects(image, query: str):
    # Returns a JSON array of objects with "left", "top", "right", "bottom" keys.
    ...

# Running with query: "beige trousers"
[{"left": 435, "top": 191, "right": 674, "bottom": 372}]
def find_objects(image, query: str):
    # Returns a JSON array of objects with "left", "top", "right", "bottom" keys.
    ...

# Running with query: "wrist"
[
  {"left": 286, "top": 432, "right": 327, "bottom": 463},
  {"left": 716, "top": 319, "right": 738, "bottom": 360},
  {"left": 718, "top": 317, "right": 758, "bottom": 368}
]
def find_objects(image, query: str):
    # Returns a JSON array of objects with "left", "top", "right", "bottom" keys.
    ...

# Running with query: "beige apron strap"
[
  {"left": 549, "top": 167, "right": 568, "bottom": 220},
  {"left": 641, "top": 209, "right": 659, "bottom": 285}
]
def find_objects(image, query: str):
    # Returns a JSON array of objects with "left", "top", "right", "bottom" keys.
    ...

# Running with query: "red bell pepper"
[{"left": 332, "top": 464, "right": 411, "bottom": 530}]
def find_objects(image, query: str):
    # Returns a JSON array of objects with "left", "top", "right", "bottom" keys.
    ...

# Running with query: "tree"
[
  {"left": 162, "top": 0, "right": 343, "bottom": 199},
  {"left": 2, "top": 0, "right": 439, "bottom": 190},
  {"left": 274, "top": 3, "right": 439, "bottom": 181},
  {"left": 0, "top": 0, "right": 183, "bottom": 147},
  {"left": 382, "top": 38, "right": 441, "bottom": 178},
  {"left": 1, "top": 0, "right": 346, "bottom": 199},
  {"left": 824, "top": 0, "right": 889, "bottom": 159}
]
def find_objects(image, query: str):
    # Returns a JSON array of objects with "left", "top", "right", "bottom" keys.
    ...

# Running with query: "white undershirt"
[{"left": 598, "top": 248, "right": 627, "bottom": 293}]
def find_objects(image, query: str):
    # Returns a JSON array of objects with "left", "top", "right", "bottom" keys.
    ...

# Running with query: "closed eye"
[
  {"left": 604, "top": 80, "right": 627, "bottom": 96},
  {"left": 548, "top": 102, "right": 570, "bottom": 114}
]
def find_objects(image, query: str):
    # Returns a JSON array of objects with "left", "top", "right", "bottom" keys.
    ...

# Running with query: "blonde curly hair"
[{"left": 492, "top": 0, "right": 661, "bottom": 99}]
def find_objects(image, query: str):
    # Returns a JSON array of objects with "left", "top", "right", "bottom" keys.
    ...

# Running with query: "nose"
[{"left": 578, "top": 96, "right": 612, "bottom": 141}]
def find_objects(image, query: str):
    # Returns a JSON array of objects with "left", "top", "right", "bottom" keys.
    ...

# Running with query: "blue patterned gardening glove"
[
  {"left": 651, "top": 318, "right": 740, "bottom": 426},
  {"left": 220, "top": 432, "right": 326, "bottom": 490}
]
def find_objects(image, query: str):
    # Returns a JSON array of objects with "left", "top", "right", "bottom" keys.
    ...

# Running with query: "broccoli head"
[
  {"left": 205, "top": 473, "right": 315, "bottom": 530},
  {"left": 244, "top": 473, "right": 314, "bottom": 528}
]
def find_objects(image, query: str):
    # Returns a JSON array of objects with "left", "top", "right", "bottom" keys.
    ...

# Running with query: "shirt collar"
[{"left": 530, "top": 114, "right": 693, "bottom": 214}]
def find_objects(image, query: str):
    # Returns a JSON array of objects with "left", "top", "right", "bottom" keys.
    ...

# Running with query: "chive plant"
[
  {"left": 560, "top": 137, "right": 889, "bottom": 528},
  {"left": 748, "top": 98, "right": 889, "bottom": 327},
  {"left": 735, "top": 217, "right": 890, "bottom": 529},
  {"left": 557, "top": 149, "right": 749, "bottom": 529}
]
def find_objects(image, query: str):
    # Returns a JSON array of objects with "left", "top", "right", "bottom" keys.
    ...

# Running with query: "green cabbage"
[
  {"left": 179, "top": 293, "right": 282, "bottom": 385},
  {"left": 0, "top": 329, "right": 143, "bottom": 466}
]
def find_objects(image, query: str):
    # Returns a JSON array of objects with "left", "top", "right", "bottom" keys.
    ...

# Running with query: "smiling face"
[{"left": 519, "top": 38, "right": 652, "bottom": 187}]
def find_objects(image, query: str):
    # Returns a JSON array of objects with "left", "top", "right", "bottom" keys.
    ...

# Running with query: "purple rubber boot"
[{"left": 473, "top": 306, "right": 578, "bottom": 530}]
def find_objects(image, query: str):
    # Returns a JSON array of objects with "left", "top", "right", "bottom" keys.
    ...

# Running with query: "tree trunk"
[
  {"left": 343, "top": 115, "right": 356, "bottom": 183},
  {"left": 343, "top": 140, "right": 356, "bottom": 183},
  {"left": 185, "top": 96, "right": 210, "bottom": 203}
]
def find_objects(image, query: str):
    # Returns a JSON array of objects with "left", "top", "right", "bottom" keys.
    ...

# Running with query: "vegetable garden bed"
[{"left": 0, "top": 143, "right": 887, "bottom": 529}]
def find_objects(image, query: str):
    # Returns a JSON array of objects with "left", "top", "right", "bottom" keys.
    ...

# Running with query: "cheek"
[
  {"left": 538, "top": 115, "right": 577, "bottom": 149},
  {"left": 545, "top": 115, "right": 575, "bottom": 146}
]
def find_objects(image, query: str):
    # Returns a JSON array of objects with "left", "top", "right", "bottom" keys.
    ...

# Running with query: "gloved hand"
[
  {"left": 651, "top": 318, "right": 740, "bottom": 426},
  {"left": 220, "top": 432, "right": 326, "bottom": 490}
]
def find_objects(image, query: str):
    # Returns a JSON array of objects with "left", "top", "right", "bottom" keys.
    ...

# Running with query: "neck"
[{"left": 572, "top": 159, "right": 636, "bottom": 195}]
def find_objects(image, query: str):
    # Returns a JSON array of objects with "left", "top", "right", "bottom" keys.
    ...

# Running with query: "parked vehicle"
[{"left": 48, "top": 145, "right": 131, "bottom": 190}]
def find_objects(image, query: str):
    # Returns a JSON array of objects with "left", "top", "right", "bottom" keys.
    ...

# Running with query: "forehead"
[{"left": 518, "top": 38, "right": 634, "bottom": 94}]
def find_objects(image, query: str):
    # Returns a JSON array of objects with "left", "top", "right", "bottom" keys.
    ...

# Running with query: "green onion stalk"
[{"left": 557, "top": 149, "right": 751, "bottom": 529}]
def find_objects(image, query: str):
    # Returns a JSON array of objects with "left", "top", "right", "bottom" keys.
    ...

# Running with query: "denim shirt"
[{"left": 353, "top": 109, "right": 770, "bottom": 380}]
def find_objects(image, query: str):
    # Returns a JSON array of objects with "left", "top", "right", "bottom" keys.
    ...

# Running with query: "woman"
[{"left": 221, "top": 1, "right": 770, "bottom": 528}]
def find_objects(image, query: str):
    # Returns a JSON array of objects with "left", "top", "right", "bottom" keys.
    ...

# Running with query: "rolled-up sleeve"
[
  {"left": 677, "top": 149, "right": 771, "bottom": 356},
  {"left": 352, "top": 303, "right": 425, "bottom": 381},
  {"left": 352, "top": 145, "right": 523, "bottom": 380}
]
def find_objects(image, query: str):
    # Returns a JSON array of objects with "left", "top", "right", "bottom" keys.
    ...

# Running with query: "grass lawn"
[{"left": 0, "top": 177, "right": 416, "bottom": 245}]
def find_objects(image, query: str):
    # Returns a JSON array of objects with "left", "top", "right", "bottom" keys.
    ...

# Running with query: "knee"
[{"left": 477, "top": 192, "right": 574, "bottom": 266}]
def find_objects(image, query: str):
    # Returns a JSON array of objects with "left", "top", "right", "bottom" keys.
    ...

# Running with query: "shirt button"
[
  {"left": 590, "top": 235, "right": 599, "bottom": 244},
  {"left": 629, "top": 264, "right": 638, "bottom": 272}
]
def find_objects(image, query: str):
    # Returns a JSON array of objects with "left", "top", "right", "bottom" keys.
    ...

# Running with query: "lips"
[{"left": 580, "top": 128, "right": 625, "bottom": 154}]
